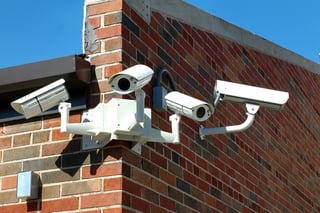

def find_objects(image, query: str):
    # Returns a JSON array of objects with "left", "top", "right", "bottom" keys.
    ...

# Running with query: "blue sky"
[{"left": 0, "top": 0, "right": 319, "bottom": 68}]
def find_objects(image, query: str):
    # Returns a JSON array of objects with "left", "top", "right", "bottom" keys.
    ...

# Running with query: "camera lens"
[
  {"left": 196, "top": 107, "right": 206, "bottom": 118},
  {"left": 118, "top": 78, "right": 130, "bottom": 91}
]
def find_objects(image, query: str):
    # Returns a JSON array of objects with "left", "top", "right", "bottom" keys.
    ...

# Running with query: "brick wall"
[{"left": 1, "top": 0, "right": 320, "bottom": 212}]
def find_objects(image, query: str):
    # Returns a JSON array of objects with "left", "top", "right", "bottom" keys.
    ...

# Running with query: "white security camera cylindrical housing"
[
  {"left": 11, "top": 79, "right": 69, "bottom": 119},
  {"left": 165, "top": 91, "right": 214, "bottom": 122},
  {"left": 108, "top": 64, "right": 154, "bottom": 94}
]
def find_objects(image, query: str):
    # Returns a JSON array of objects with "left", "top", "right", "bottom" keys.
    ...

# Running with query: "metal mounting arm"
[
  {"left": 199, "top": 103, "right": 260, "bottom": 139},
  {"left": 58, "top": 98, "right": 181, "bottom": 151},
  {"left": 59, "top": 102, "right": 99, "bottom": 136}
]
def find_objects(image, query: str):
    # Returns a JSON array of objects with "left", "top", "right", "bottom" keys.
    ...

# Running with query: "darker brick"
[
  {"left": 13, "top": 133, "right": 31, "bottom": 147},
  {"left": 62, "top": 179, "right": 101, "bottom": 196},
  {"left": 227, "top": 134, "right": 239, "bottom": 153},
  {"left": 249, "top": 191, "right": 258, "bottom": 203},
  {"left": 23, "top": 156, "right": 60, "bottom": 171},
  {"left": 60, "top": 151, "right": 102, "bottom": 168},
  {"left": 241, "top": 49, "right": 252, "bottom": 66},
  {"left": 176, "top": 203, "right": 190, "bottom": 213},
  {"left": 158, "top": 25, "right": 173, "bottom": 45},
  {"left": 122, "top": 163, "right": 131, "bottom": 178},
  {"left": 137, "top": 50, "right": 145, "bottom": 63},
  {"left": 123, "top": 13, "right": 139, "bottom": 36},
  {"left": 198, "top": 65, "right": 209, "bottom": 82},
  {"left": 165, "top": 21, "right": 180, "bottom": 40},
  {"left": 208, "top": 143, "right": 219, "bottom": 157},
  {"left": 196, "top": 134, "right": 208, "bottom": 149},
  {"left": 172, "top": 151, "right": 179, "bottom": 164},
  {"left": 210, "top": 186, "right": 221, "bottom": 199},
  {"left": 3, "top": 146, "right": 40, "bottom": 162},
  {"left": 42, "top": 169, "right": 80, "bottom": 184},
  {"left": 168, "top": 186, "right": 183, "bottom": 203},
  {"left": 172, "top": 20, "right": 183, "bottom": 34},
  {"left": 32, "top": 130, "right": 50, "bottom": 144},
  {"left": 142, "top": 188, "right": 159, "bottom": 204},
  {"left": 157, "top": 46, "right": 172, "bottom": 66},
  {"left": 176, "top": 178, "right": 190, "bottom": 194},
  {"left": 186, "top": 74, "right": 200, "bottom": 90},
  {"left": 184, "top": 194, "right": 199, "bottom": 211},
  {"left": 0, "top": 162, "right": 21, "bottom": 176},
  {"left": 190, "top": 142, "right": 201, "bottom": 156},
  {"left": 257, "top": 155, "right": 271, "bottom": 171},
  {"left": 0, "top": 190, "right": 18, "bottom": 205},
  {"left": 142, "top": 159, "right": 159, "bottom": 177},
  {"left": 228, "top": 207, "right": 238, "bottom": 213}
]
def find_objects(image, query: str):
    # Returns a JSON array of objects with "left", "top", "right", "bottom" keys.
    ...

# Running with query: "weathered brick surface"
[
  {"left": 3, "top": 120, "right": 42, "bottom": 134},
  {"left": 3, "top": 145, "right": 40, "bottom": 162},
  {"left": 42, "top": 185, "right": 60, "bottom": 199},
  {"left": 62, "top": 179, "right": 102, "bottom": 196}
]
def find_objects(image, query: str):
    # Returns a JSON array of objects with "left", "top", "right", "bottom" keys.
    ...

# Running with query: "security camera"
[
  {"left": 165, "top": 91, "right": 214, "bottom": 122},
  {"left": 11, "top": 78, "right": 69, "bottom": 119},
  {"left": 214, "top": 80, "right": 289, "bottom": 109},
  {"left": 108, "top": 64, "right": 154, "bottom": 94}
]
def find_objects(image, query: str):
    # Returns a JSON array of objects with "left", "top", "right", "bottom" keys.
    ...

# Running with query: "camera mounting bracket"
[
  {"left": 59, "top": 98, "right": 181, "bottom": 152},
  {"left": 199, "top": 103, "right": 260, "bottom": 139}
]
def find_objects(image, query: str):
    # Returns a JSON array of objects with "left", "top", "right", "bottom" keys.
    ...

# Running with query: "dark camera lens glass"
[
  {"left": 118, "top": 78, "right": 130, "bottom": 91},
  {"left": 196, "top": 107, "right": 206, "bottom": 118}
]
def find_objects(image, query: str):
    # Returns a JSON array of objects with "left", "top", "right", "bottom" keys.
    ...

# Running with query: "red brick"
[
  {"left": 150, "top": 151, "right": 167, "bottom": 169},
  {"left": 43, "top": 117, "right": 60, "bottom": 129},
  {"left": 88, "top": 0, "right": 123, "bottom": 16},
  {"left": 131, "top": 196, "right": 150, "bottom": 212},
  {"left": 95, "top": 24, "right": 122, "bottom": 39},
  {"left": 151, "top": 178, "right": 167, "bottom": 195},
  {"left": 42, "top": 197, "right": 79, "bottom": 213},
  {"left": 42, "top": 140, "right": 80, "bottom": 156},
  {"left": 82, "top": 162, "right": 122, "bottom": 178},
  {"left": 2, "top": 175, "right": 17, "bottom": 190},
  {"left": 3, "top": 120, "right": 41, "bottom": 134},
  {"left": 159, "top": 168, "right": 175, "bottom": 187},
  {"left": 183, "top": 170, "right": 196, "bottom": 186},
  {"left": 91, "top": 51, "right": 122, "bottom": 66},
  {"left": 81, "top": 192, "right": 122, "bottom": 208},
  {"left": 103, "top": 208, "right": 123, "bottom": 213},
  {"left": 91, "top": 79, "right": 113, "bottom": 94},
  {"left": 104, "top": 63, "right": 123, "bottom": 78},
  {"left": 0, "top": 203, "right": 27, "bottom": 213},
  {"left": 104, "top": 177, "right": 123, "bottom": 191},
  {"left": 52, "top": 128, "right": 70, "bottom": 141},
  {"left": 0, "top": 136, "right": 11, "bottom": 149},
  {"left": 123, "top": 177, "right": 142, "bottom": 196},
  {"left": 160, "top": 196, "right": 176, "bottom": 212},
  {"left": 89, "top": 16, "right": 101, "bottom": 29}
]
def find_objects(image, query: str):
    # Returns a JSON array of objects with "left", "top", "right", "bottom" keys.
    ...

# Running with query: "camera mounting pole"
[
  {"left": 199, "top": 103, "right": 260, "bottom": 139},
  {"left": 135, "top": 88, "right": 145, "bottom": 123}
]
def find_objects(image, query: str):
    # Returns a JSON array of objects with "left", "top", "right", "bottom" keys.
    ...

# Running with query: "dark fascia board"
[
  {"left": 0, "top": 54, "right": 92, "bottom": 123},
  {"left": 0, "top": 54, "right": 91, "bottom": 98}
]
